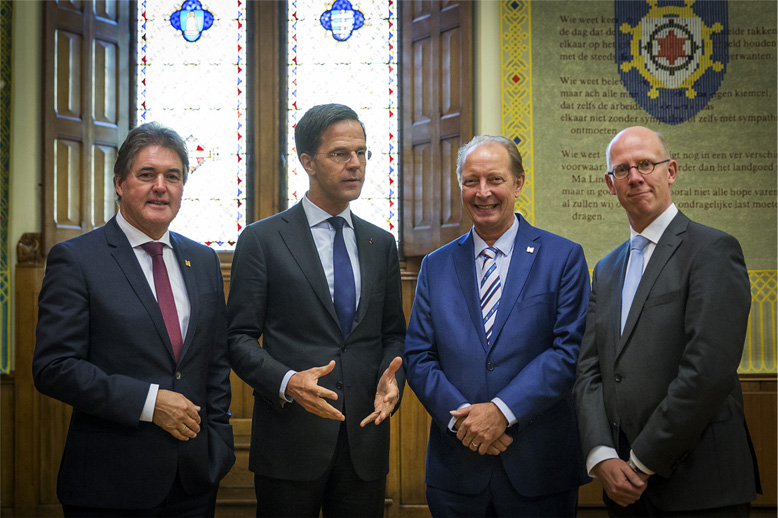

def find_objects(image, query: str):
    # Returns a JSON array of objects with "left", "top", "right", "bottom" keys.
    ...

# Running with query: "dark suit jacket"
[
  {"left": 227, "top": 202, "right": 406, "bottom": 482},
  {"left": 404, "top": 214, "right": 590, "bottom": 498},
  {"left": 33, "top": 217, "right": 235, "bottom": 509},
  {"left": 574, "top": 211, "right": 759, "bottom": 511}
]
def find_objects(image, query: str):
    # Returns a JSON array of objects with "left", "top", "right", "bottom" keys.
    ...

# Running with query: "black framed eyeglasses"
[{"left": 608, "top": 159, "right": 670, "bottom": 180}]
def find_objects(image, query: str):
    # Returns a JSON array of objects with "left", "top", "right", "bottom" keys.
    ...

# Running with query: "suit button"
[
  {"left": 611, "top": 422, "right": 618, "bottom": 428},
  {"left": 336, "top": 381, "right": 344, "bottom": 389},
  {"left": 486, "top": 363, "right": 494, "bottom": 371},
  {"left": 175, "top": 371, "right": 182, "bottom": 380},
  {"left": 615, "top": 374, "right": 622, "bottom": 382}
]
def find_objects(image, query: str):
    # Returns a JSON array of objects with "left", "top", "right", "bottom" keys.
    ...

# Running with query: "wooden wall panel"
[
  {"left": 43, "top": 1, "right": 129, "bottom": 253},
  {"left": 1, "top": 376, "right": 14, "bottom": 513},
  {"left": 54, "top": 139, "right": 82, "bottom": 228},
  {"left": 92, "top": 144, "right": 117, "bottom": 226},
  {"left": 402, "top": 1, "right": 473, "bottom": 257}
]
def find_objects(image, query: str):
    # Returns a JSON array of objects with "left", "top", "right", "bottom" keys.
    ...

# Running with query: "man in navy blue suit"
[
  {"left": 33, "top": 122, "right": 234, "bottom": 517},
  {"left": 405, "top": 136, "right": 590, "bottom": 517}
]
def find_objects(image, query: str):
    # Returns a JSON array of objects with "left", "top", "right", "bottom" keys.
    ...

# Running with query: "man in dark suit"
[
  {"left": 227, "top": 103, "right": 405, "bottom": 517},
  {"left": 404, "top": 136, "right": 590, "bottom": 517},
  {"left": 574, "top": 126, "right": 760, "bottom": 517},
  {"left": 33, "top": 122, "right": 235, "bottom": 516}
]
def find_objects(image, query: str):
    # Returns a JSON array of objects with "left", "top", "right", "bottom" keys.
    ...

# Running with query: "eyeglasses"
[
  {"left": 608, "top": 159, "right": 669, "bottom": 180},
  {"left": 315, "top": 149, "right": 372, "bottom": 165}
]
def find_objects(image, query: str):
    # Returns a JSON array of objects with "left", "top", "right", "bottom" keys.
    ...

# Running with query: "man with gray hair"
[
  {"left": 574, "top": 126, "right": 760, "bottom": 516},
  {"left": 33, "top": 121, "right": 235, "bottom": 516},
  {"left": 405, "top": 135, "right": 590, "bottom": 516}
]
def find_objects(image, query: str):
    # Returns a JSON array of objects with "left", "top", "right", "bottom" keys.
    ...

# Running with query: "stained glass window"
[
  {"left": 287, "top": 0, "right": 399, "bottom": 239},
  {"left": 137, "top": 0, "right": 246, "bottom": 250}
]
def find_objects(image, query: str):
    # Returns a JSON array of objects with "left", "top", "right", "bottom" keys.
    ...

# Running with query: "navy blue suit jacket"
[
  {"left": 405, "top": 214, "right": 590, "bottom": 497},
  {"left": 33, "top": 217, "right": 235, "bottom": 509}
]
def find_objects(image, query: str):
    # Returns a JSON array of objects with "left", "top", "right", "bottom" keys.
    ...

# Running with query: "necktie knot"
[
  {"left": 141, "top": 241, "right": 165, "bottom": 257},
  {"left": 630, "top": 235, "right": 650, "bottom": 253},
  {"left": 329, "top": 216, "right": 346, "bottom": 231},
  {"left": 481, "top": 246, "right": 499, "bottom": 261}
]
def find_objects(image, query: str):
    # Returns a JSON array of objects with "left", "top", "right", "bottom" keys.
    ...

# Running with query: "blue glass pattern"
[
  {"left": 320, "top": 0, "right": 365, "bottom": 41},
  {"left": 170, "top": 0, "right": 214, "bottom": 42}
]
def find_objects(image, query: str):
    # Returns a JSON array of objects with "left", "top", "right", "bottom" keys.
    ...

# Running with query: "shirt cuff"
[
  {"left": 279, "top": 370, "right": 296, "bottom": 405},
  {"left": 491, "top": 397, "right": 516, "bottom": 427},
  {"left": 630, "top": 451, "right": 655, "bottom": 475},
  {"left": 448, "top": 403, "right": 470, "bottom": 432},
  {"left": 140, "top": 384, "right": 159, "bottom": 422},
  {"left": 586, "top": 445, "right": 619, "bottom": 476}
]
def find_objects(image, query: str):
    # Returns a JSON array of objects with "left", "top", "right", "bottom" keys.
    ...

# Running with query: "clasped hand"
[
  {"left": 153, "top": 389, "right": 202, "bottom": 441},
  {"left": 451, "top": 402, "right": 513, "bottom": 455},
  {"left": 592, "top": 458, "right": 650, "bottom": 507}
]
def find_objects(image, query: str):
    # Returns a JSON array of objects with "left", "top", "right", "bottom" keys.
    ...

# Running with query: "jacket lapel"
[
  {"left": 617, "top": 212, "right": 688, "bottom": 355},
  {"left": 352, "top": 215, "right": 377, "bottom": 331},
  {"left": 489, "top": 214, "right": 539, "bottom": 350},
  {"left": 171, "top": 233, "right": 198, "bottom": 363},
  {"left": 453, "top": 232, "right": 488, "bottom": 350},
  {"left": 278, "top": 203, "right": 339, "bottom": 329},
  {"left": 105, "top": 217, "right": 176, "bottom": 361}
]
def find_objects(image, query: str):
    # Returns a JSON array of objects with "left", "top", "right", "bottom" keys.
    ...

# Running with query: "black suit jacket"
[
  {"left": 227, "top": 202, "right": 406, "bottom": 482},
  {"left": 574, "top": 211, "right": 759, "bottom": 511},
  {"left": 33, "top": 217, "right": 235, "bottom": 509}
]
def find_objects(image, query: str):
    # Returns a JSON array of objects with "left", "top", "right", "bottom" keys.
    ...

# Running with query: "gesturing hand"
[
  {"left": 360, "top": 356, "right": 402, "bottom": 427},
  {"left": 153, "top": 389, "right": 202, "bottom": 441},
  {"left": 286, "top": 360, "right": 345, "bottom": 421}
]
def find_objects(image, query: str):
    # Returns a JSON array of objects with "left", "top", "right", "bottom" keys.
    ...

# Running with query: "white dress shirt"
[
  {"left": 585, "top": 203, "right": 678, "bottom": 476},
  {"left": 116, "top": 210, "right": 191, "bottom": 422},
  {"left": 448, "top": 216, "right": 520, "bottom": 432},
  {"left": 279, "top": 195, "right": 362, "bottom": 402}
]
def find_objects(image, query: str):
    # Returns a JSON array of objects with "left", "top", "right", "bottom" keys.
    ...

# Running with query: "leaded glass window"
[
  {"left": 137, "top": 0, "right": 246, "bottom": 250},
  {"left": 287, "top": 0, "right": 399, "bottom": 239}
]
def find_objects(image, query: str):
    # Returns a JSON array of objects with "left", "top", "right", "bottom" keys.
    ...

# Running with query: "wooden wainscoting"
[{"left": 8, "top": 257, "right": 777, "bottom": 517}]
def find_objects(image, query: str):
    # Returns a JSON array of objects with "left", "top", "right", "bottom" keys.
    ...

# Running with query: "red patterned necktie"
[{"left": 141, "top": 242, "right": 183, "bottom": 361}]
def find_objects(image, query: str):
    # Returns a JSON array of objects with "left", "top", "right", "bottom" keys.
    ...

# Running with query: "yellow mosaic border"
[{"left": 501, "top": 0, "right": 534, "bottom": 225}]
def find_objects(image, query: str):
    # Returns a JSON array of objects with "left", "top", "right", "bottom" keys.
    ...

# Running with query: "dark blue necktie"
[{"left": 329, "top": 216, "right": 356, "bottom": 337}]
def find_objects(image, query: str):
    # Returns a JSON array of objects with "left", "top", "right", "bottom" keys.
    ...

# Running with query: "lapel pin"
[
  {"left": 185, "top": 260, "right": 191, "bottom": 267},
  {"left": 526, "top": 246, "right": 534, "bottom": 254},
  {"left": 369, "top": 238, "right": 374, "bottom": 244}
]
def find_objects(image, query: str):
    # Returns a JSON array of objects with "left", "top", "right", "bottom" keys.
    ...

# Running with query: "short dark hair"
[
  {"left": 295, "top": 104, "right": 366, "bottom": 160},
  {"left": 114, "top": 122, "right": 189, "bottom": 184},
  {"left": 456, "top": 135, "right": 525, "bottom": 183}
]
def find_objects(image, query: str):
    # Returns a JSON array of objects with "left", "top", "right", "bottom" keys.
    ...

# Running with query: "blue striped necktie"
[{"left": 480, "top": 247, "right": 502, "bottom": 345}]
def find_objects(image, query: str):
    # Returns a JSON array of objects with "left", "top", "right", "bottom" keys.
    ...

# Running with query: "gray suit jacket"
[
  {"left": 227, "top": 202, "right": 405, "bottom": 482},
  {"left": 574, "top": 211, "right": 759, "bottom": 511}
]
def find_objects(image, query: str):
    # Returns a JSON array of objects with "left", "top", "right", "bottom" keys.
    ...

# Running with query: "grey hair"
[{"left": 456, "top": 135, "right": 524, "bottom": 183}]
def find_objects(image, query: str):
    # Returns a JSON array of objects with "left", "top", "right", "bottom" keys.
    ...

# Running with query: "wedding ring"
[{"left": 470, "top": 442, "right": 479, "bottom": 449}]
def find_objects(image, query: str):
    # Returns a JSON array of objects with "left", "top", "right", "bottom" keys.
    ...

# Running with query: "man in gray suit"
[
  {"left": 228, "top": 104, "right": 405, "bottom": 517},
  {"left": 574, "top": 126, "right": 760, "bottom": 517}
]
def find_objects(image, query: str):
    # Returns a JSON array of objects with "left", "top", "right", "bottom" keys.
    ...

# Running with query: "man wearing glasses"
[
  {"left": 228, "top": 104, "right": 405, "bottom": 517},
  {"left": 574, "top": 126, "right": 760, "bottom": 517}
]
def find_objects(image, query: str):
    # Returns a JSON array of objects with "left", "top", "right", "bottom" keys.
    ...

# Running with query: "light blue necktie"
[
  {"left": 329, "top": 217, "right": 356, "bottom": 337},
  {"left": 621, "top": 235, "right": 650, "bottom": 334}
]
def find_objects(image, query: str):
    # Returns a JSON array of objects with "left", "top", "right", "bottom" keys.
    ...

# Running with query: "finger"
[
  {"left": 624, "top": 468, "right": 647, "bottom": 488},
  {"left": 317, "top": 401, "right": 345, "bottom": 421},
  {"left": 315, "top": 387, "right": 339, "bottom": 401},
  {"left": 382, "top": 357, "right": 402, "bottom": 380},
  {"left": 450, "top": 406, "right": 472, "bottom": 419},
  {"left": 360, "top": 411, "right": 380, "bottom": 427},
  {"left": 315, "top": 360, "right": 337, "bottom": 378}
]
